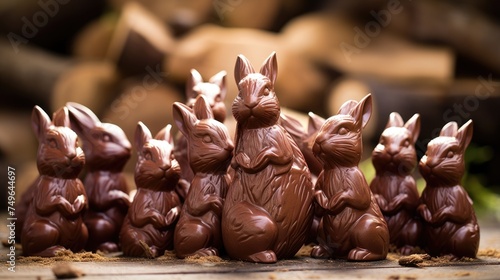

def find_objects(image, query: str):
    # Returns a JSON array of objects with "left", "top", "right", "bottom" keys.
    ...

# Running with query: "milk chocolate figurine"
[
  {"left": 66, "top": 102, "right": 131, "bottom": 253},
  {"left": 22, "top": 106, "right": 88, "bottom": 257},
  {"left": 222, "top": 52, "right": 314, "bottom": 263},
  {"left": 120, "top": 122, "right": 182, "bottom": 258},
  {"left": 418, "top": 120, "right": 480, "bottom": 259},
  {"left": 312, "top": 94, "right": 389, "bottom": 261},
  {"left": 370, "top": 113, "right": 422, "bottom": 255},
  {"left": 173, "top": 96, "right": 234, "bottom": 258},
  {"left": 279, "top": 112, "right": 325, "bottom": 245},
  {"left": 174, "top": 69, "right": 228, "bottom": 198}
]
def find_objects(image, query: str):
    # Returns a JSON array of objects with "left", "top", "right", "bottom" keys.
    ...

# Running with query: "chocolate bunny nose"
[
  {"left": 386, "top": 145, "right": 399, "bottom": 156},
  {"left": 160, "top": 162, "right": 171, "bottom": 171}
]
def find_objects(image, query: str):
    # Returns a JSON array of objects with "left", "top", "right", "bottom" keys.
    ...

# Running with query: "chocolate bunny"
[
  {"left": 222, "top": 52, "right": 314, "bottom": 263},
  {"left": 417, "top": 120, "right": 479, "bottom": 258},
  {"left": 174, "top": 69, "right": 228, "bottom": 198},
  {"left": 22, "top": 106, "right": 88, "bottom": 257},
  {"left": 279, "top": 112, "right": 325, "bottom": 245},
  {"left": 66, "top": 102, "right": 131, "bottom": 253},
  {"left": 120, "top": 122, "right": 182, "bottom": 258},
  {"left": 173, "top": 95, "right": 234, "bottom": 258},
  {"left": 370, "top": 112, "right": 422, "bottom": 255},
  {"left": 312, "top": 94, "right": 389, "bottom": 261}
]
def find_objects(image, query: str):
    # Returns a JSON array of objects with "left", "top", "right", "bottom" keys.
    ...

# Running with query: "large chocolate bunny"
[
  {"left": 312, "top": 94, "right": 389, "bottom": 261},
  {"left": 418, "top": 120, "right": 479, "bottom": 258},
  {"left": 120, "top": 122, "right": 182, "bottom": 258},
  {"left": 174, "top": 69, "right": 228, "bottom": 197},
  {"left": 173, "top": 95, "right": 234, "bottom": 258},
  {"left": 66, "top": 102, "right": 131, "bottom": 253},
  {"left": 222, "top": 52, "right": 314, "bottom": 263},
  {"left": 22, "top": 106, "right": 88, "bottom": 257},
  {"left": 370, "top": 112, "right": 422, "bottom": 255}
]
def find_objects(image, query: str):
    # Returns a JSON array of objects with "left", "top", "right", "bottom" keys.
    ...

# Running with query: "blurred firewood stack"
[{"left": 0, "top": 0, "right": 499, "bottom": 210}]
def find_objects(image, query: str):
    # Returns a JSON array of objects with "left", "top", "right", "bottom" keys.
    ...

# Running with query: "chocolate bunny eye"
[
  {"left": 403, "top": 139, "right": 410, "bottom": 148},
  {"left": 202, "top": 135, "right": 213, "bottom": 143},
  {"left": 338, "top": 127, "right": 348, "bottom": 135},
  {"left": 262, "top": 87, "right": 270, "bottom": 96},
  {"left": 102, "top": 134, "right": 111, "bottom": 142},
  {"left": 48, "top": 138, "right": 57, "bottom": 149},
  {"left": 144, "top": 151, "right": 153, "bottom": 161},
  {"left": 446, "top": 150, "right": 454, "bottom": 158}
]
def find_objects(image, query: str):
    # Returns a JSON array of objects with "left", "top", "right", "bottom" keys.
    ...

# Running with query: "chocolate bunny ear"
[
  {"left": 337, "top": 100, "right": 358, "bottom": 115},
  {"left": 186, "top": 69, "right": 204, "bottom": 100},
  {"left": 439, "top": 121, "right": 458, "bottom": 137},
  {"left": 209, "top": 70, "right": 227, "bottom": 100},
  {"left": 31, "top": 105, "right": 52, "bottom": 140},
  {"left": 234, "top": 54, "right": 255, "bottom": 85},
  {"left": 194, "top": 95, "right": 214, "bottom": 120},
  {"left": 52, "top": 107, "right": 71, "bottom": 128},
  {"left": 260, "top": 52, "right": 277, "bottom": 86},
  {"left": 456, "top": 120, "right": 473, "bottom": 152},
  {"left": 135, "top": 121, "right": 153, "bottom": 152},
  {"left": 66, "top": 102, "right": 101, "bottom": 139},
  {"left": 349, "top": 94, "right": 372, "bottom": 129},
  {"left": 385, "top": 112, "right": 404, "bottom": 128},
  {"left": 404, "top": 113, "right": 421, "bottom": 143},
  {"left": 172, "top": 102, "right": 196, "bottom": 137},
  {"left": 155, "top": 124, "right": 173, "bottom": 145},
  {"left": 307, "top": 112, "right": 325, "bottom": 135}
]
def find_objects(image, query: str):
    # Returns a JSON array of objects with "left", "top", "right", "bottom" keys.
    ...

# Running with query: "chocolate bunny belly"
[
  {"left": 83, "top": 171, "right": 129, "bottom": 251},
  {"left": 22, "top": 177, "right": 88, "bottom": 255},
  {"left": 226, "top": 127, "right": 313, "bottom": 259},
  {"left": 420, "top": 186, "right": 479, "bottom": 255}
]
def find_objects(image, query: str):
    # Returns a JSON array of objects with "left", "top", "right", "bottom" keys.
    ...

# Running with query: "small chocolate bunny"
[
  {"left": 173, "top": 95, "right": 234, "bottom": 258},
  {"left": 120, "top": 122, "right": 182, "bottom": 258},
  {"left": 174, "top": 69, "right": 228, "bottom": 197},
  {"left": 417, "top": 120, "right": 479, "bottom": 259},
  {"left": 312, "top": 94, "right": 389, "bottom": 261},
  {"left": 22, "top": 106, "right": 88, "bottom": 257},
  {"left": 66, "top": 102, "right": 131, "bottom": 253},
  {"left": 370, "top": 112, "right": 422, "bottom": 255},
  {"left": 222, "top": 52, "right": 314, "bottom": 263}
]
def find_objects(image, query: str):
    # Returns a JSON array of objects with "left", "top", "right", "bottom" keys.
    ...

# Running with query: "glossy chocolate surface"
[
  {"left": 173, "top": 95, "right": 233, "bottom": 258},
  {"left": 22, "top": 106, "right": 88, "bottom": 257},
  {"left": 370, "top": 112, "right": 422, "bottom": 255},
  {"left": 418, "top": 120, "right": 480, "bottom": 258},
  {"left": 120, "top": 123, "right": 182, "bottom": 258},
  {"left": 174, "top": 69, "right": 228, "bottom": 196},
  {"left": 221, "top": 52, "right": 314, "bottom": 263},
  {"left": 67, "top": 102, "right": 131, "bottom": 253},
  {"left": 311, "top": 94, "right": 389, "bottom": 261}
]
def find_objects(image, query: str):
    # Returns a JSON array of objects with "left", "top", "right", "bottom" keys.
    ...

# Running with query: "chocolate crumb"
[
  {"left": 398, "top": 254, "right": 431, "bottom": 267},
  {"left": 52, "top": 263, "right": 84, "bottom": 279}
]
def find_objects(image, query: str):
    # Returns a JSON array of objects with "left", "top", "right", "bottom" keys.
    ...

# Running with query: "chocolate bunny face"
[
  {"left": 173, "top": 95, "right": 234, "bottom": 174},
  {"left": 232, "top": 52, "right": 280, "bottom": 129},
  {"left": 185, "top": 69, "right": 227, "bottom": 123},
  {"left": 135, "top": 122, "right": 180, "bottom": 191},
  {"left": 32, "top": 106, "right": 85, "bottom": 179},
  {"left": 66, "top": 102, "right": 131, "bottom": 171},
  {"left": 313, "top": 94, "right": 372, "bottom": 168},
  {"left": 372, "top": 113, "right": 421, "bottom": 175},
  {"left": 419, "top": 120, "right": 473, "bottom": 186}
]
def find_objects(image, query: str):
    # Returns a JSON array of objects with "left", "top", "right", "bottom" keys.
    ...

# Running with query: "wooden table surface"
[{"left": 2, "top": 214, "right": 499, "bottom": 280}]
